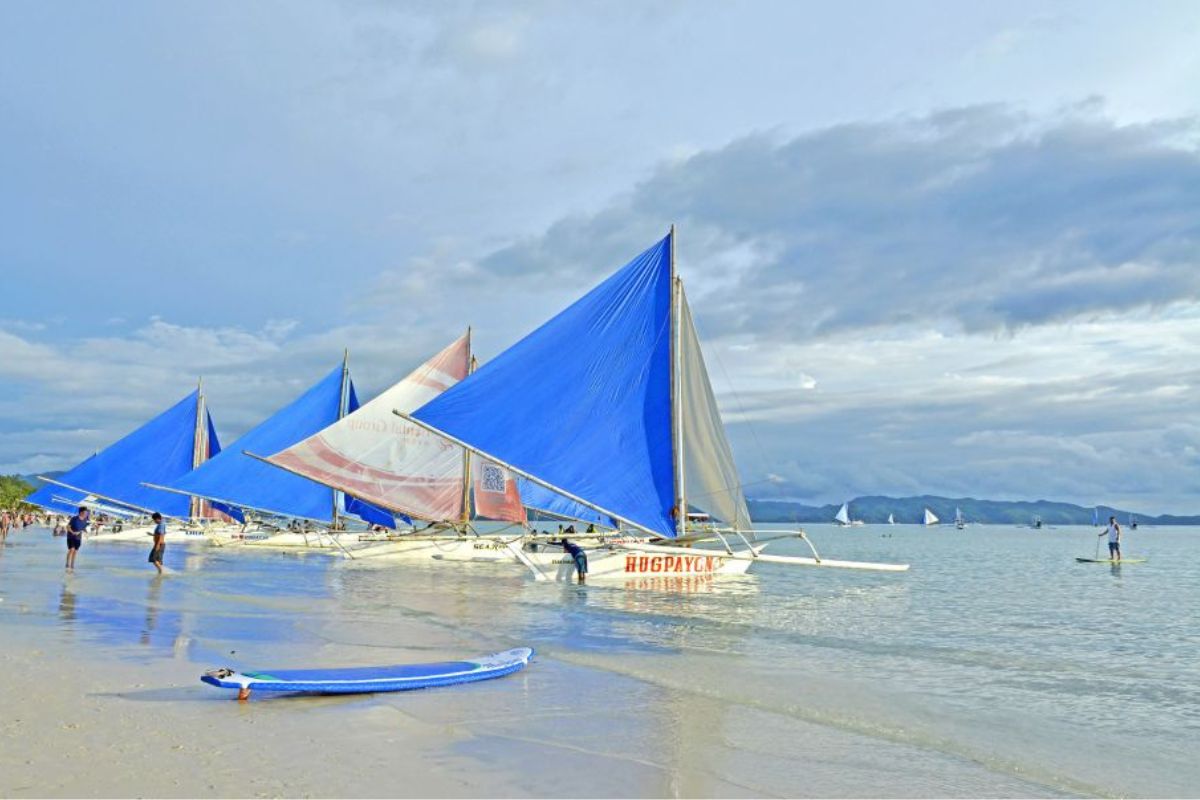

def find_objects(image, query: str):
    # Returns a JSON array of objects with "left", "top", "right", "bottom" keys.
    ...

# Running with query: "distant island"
[{"left": 747, "top": 495, "right": 1200, "bottom": 526}]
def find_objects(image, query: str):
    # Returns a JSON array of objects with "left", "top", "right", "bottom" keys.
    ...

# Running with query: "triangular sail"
[
  {"left": 834, "top": 503, "right": 851, "bottom": 525},
  {"left": 42, "top": 390, "right": 219, "bottom": 518},
  {"left": 887, "top": 513, "right": 895, "bottom": 525},
  {"left": 412, "top": 237, "right": 677, "bottom": 537},
  {"left": 924, "top": 507, "right": 939, "bottom": 525},
  {"left": 264, "top": 335, "right": 474, "bottom": 522},
  {"left": 166, "top": 364, "right": 390, "bottom": 525},
  {"left": 678, "top": 284, "right": 752, "bottom": 531}
]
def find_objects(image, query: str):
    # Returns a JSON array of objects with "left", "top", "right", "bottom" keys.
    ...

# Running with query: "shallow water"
[{"left": 1, "top": 523, "right": 1196, "bottom": 797}]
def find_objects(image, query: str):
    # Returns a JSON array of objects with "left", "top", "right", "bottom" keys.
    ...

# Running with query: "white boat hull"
[
  {"left": 344, "top": 536, "right": 517, "bottom": 562},
  {"left": 525, "top": 545, "right": 756, "bottom": 584},
  {"left": 242, "top": 530, "right": 345, "bottom": 549}
]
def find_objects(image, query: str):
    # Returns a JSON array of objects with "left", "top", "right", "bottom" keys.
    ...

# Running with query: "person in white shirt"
[{"left": 1098, "top": 516, "right": 1122, "bottom": 561}]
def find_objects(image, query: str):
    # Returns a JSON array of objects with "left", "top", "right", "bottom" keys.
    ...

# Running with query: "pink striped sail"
[{"left": 264, "top": 334, "right": 472, "bottom": 522}]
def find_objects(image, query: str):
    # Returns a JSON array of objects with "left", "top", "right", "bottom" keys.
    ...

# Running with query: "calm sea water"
[{"left": 2, "top": 523, "right": 1196, "bottom": 797}]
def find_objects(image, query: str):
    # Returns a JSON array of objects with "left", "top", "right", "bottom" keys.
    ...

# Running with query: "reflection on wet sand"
[
  {"left": 58, "top": 581, "right": 76, "bottom": 622},
  {"left": 141, "top": 575, "right": 164, "bottom": 645}
]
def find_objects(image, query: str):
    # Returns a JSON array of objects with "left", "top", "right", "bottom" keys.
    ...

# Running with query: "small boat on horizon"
[{"left": 834, "top": 502, "right": 865, "bottom": 527}]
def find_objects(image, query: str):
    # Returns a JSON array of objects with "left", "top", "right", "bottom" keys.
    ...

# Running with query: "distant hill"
[{"left": 747, "top": 495, "right": 1200, "bottom": 526}]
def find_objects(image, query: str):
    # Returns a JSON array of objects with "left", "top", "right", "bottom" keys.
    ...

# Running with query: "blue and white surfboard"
[{"left": 202, "top": 647, "right": 533, "bottom": 697}]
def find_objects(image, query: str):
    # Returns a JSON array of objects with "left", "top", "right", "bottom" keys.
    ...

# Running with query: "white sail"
[
  {"left": 834, "top": 503, "right": 851, "bottom": 526},
  {"left": 887, "top": 513, "right": 895, "bottom": 525},
  {"left": 265, "top": 334, "right": 475, "bottom": 521},
  {"left": 678, "top": 285, "right": 752, "bottom": 531},
  {"left": 923, "top": 507, "right": 939, "bottom": 525}
]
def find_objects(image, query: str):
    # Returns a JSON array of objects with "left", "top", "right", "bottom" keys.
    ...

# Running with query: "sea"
[{"left": 1, "top": 523, "right": 1197, "bottom": 798}]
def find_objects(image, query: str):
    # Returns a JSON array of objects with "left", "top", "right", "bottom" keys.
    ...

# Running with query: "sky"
[{"left": 1, "top": 1, "right": 1197, "bottom": 513}]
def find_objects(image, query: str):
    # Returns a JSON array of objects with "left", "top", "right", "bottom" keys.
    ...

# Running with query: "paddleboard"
[
  {"left": 202, "top": 647, "right": 533, "bottom": 698},
  {"left": 1075, "top": 557, "right": 1147, "bottom": 564}
]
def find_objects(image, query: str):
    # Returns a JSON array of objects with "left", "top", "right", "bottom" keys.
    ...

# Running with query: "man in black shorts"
[
  {"left": 148, "top": 512, "right": 167, "bottom": 573},
  {"left": 66, "top": 506, "right": 89, "bottom": 571}
]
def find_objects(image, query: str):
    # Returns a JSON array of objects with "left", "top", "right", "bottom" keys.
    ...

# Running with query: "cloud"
[
  {"left": 473, "top": 105, "right": 1200, "bottom": 340},
  {"left": 2, "top": 101, "right": 1196, "bottom": 513},
  {"left": 0, "top": 314, "right": 455, "bottom": 470}
]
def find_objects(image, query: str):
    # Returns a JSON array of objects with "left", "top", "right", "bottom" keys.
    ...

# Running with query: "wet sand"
[{"left": 6, "top": 525, "right": 1192, "bottom": 798}]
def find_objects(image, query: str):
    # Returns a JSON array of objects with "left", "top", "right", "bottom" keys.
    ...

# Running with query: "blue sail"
[
  {"left": 47, "top": 390, "right": 216, "bottom": 518},
  {"left": 415, "top": 236, "right": 677, "bottom": 537},
  {"left": 26, "top": 482, "right": 88, "bottom": 515},
  {"left": 518, "top": 479, "right": 616, "bottom": 528},
  {"left": 167, "top": 364, "right": 393, "bottom": 526}
]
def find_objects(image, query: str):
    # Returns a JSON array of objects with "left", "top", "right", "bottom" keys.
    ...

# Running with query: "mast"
[
  {"left": 460, "top": 329, "right": 475, "bottom": 526},
  {"left": 190, "top": 377, "right": 205, "bottom": 519},
  {"left": 669, "top": 224, "right": 686, "bottom": 537},
  {"left": 332, "top": 349, "right": 350, "bottom": 528}
]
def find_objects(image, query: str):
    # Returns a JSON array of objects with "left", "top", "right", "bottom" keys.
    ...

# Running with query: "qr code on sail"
[{"left": 479, "top": 463, "right": 506, "bottom": 494}]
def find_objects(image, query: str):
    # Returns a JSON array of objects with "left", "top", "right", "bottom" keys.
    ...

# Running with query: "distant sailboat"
[
  {"left": 1092, "top": 507, "right": 1100, "bottom": 527},
  {"left": 833, "top": 502, "right": 865, "bottom": 527},
  {"left": 1033, "top": 515, "right": 1043, "bottom": 529},
  {"left": 954, "top": 507, "right": 965, "bottom": 530},
  {"left": 887, "top": 513, "right": 895, "bottom": 525},
  {"left": 923, "top": 507, "right": 939, "bottom": 526}
]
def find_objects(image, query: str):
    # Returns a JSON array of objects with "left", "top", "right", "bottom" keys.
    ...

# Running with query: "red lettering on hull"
[{"left": 621, "top": 553, "right": 726, "bottom": 574}]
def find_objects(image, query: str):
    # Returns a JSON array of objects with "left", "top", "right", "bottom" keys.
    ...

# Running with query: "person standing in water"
[
  {"left": 1099, "top": 516, "right": 1122, "bottom": 561},
  {"left": 66, "top": 506, "right": 89, "bottom": 571},
  {"left": 561, "top": 538, "right": 587, "bottom": 584},
  {"left": 148, "top": 512, "right": 167, "bottom": 573}
]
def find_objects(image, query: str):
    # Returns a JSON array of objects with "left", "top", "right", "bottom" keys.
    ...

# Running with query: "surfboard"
[
  {"left": 201, "top": 647, "right": 533, "bottom": 698},
  {"left": 1075, "top": 557, "right": 1147, "bottom": 564}
]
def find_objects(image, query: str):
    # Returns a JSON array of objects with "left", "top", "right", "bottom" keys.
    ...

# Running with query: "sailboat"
[
  {"left": 260, "top": 334, "right": 515, "bottom": 560},
  {"left": 833, "top": 502, "right": 864, "bottom": 527},
  {"left": 393, "top": 229, "right": 908, "bottom": 583},
  {"left": 887, "top": 513, "right": 895, "bottom": 525},
  {"left": 154, "top": 354, "right": 395, "bottom": 547},
  {"left": 954, "top": 507, "right": 965, "bottom": 530},
  {"left": 39, "top": 382, "right": 224, "bottom": 540},
  {"left": 260, "top": 333, "right": 604, "bottom": 562},
  {"left": 923, "top": 508, "right": 939, "bottom": 526},
  {"left": 1092, "top": 507, "right": 1100, "bottom": 527}
]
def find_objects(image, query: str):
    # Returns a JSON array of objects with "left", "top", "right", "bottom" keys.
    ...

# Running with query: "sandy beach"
[{"left": 2, "top": 526, "right": 1197, "bottom": 798}]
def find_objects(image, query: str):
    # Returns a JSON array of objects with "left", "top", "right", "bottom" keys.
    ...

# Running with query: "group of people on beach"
[
  {"left": 0, "top": 509, "right": 38, "bottom": 539},
  {"left": 61, "top": 506, "right": 169, "bottom": 574}
]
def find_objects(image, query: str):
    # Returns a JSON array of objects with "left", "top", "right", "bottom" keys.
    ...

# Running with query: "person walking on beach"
[
  {"left": 561, "top": 538, "right": 587, "bottom": 584},
  {"left": 1, "top": 510, "right": 10, "bottom": 540},
  {"left": 1099, "top": 516, "right": 1122, "bottom": 561},
  {"left": 148, "top": 512, "right": 167, "bottom": 573},
  {"left": 66, "top": 506, "right": 88, "bottom": 571}
]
